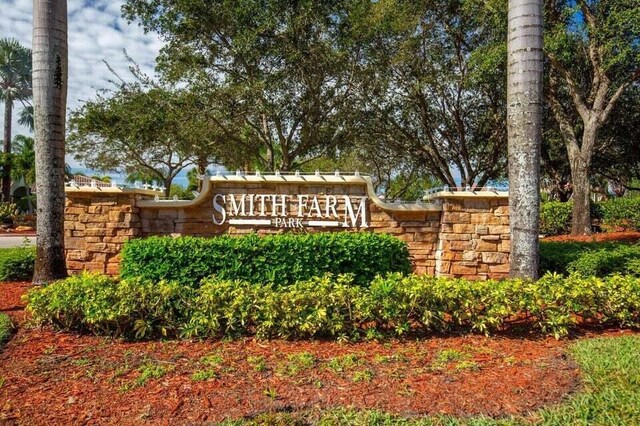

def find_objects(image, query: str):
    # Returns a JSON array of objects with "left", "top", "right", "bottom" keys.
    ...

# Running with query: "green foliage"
[
  {"left": 567, "top": 244, "right": 640, "bottom": 277},
  {"left": 67, "top": 65, "right": 222, "bottom": 196},
  {"left": 120, "top": 233, "right": 412, "bottom": 287},
  {"left": 539, "top": 200, "right": 607, "bottom": 236},
  {"left": 25, "top": 272, "right": 193, "bottom": 339},
  {"left": 0, "top": 313, "right": 12, "bottom": 346},
  {"left": 0, "top": 38, "right": 32, "bottom": 135},
  {"left": 0, "top": 246, "right": 35, "bottom": 281},
  {"left": 11, "top": 135, "right": 36, "bottom": 187},
  {"left": 134, "top": 363, "right": 167, "bottom": 387},
  {"left": 168, "top": 184, "right": 195, "bottom": 200},
  {"left": 540, "top": 241, "right": 640, "bottom": 277},
  {"left": 26, "top": 272, "right": 640, "bottom": 341},
  {"left": 540, "top": 201, "right": 573, "bottom": 235},
  {"left": 0, "top": 203, "right": 18, "bottom": 223},
  {"left": 122, "top": 0, "right": 360, "bottom": 172},
  {"left": 600, "top": 197, "right": 640, "bottom": 231}
]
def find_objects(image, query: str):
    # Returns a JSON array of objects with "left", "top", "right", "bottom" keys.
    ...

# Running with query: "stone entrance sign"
[{"left": 64, "top": 173, "right": 510, "bottom": 279}]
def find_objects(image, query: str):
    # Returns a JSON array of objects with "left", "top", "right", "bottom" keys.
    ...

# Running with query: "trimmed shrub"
[
  {"left": 567, "top": 244, "right": 640, "bottom": 277},
  {"left": 540, "top": 241, "right": 640, "bottom": 277},
  {"left": 26, "top": 272, "right": 640, "bottom": 340},
  {"left": 0, "top": 247, "right": 36, "bottom": 281},
  {"left": 539, "top": 201, "right": 606, "bottom": 236},
  {"left": 0, "top": 313, "right": 12, "bottom": 346},
  {"left": 540, "top": 201, "right": 573, "bottom": 235},
  {"left": 120, "top": 233, "right": 412, "bottom": 287},
  {"left": 600, "top": 197, "right": 640, "bottom": 231},
  {"left": 539, "top": 241, "right": 599, "bottom": 275},
  {"left": 25, "top": 272, "right": 193, "bottom": 339}
]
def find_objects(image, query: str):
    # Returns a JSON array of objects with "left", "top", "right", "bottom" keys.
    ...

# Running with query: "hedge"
[
  {"left": 540, "top": 201, "right": 573, "bottom": 235},
  {"left": 120, "top": 233, "right": 412, "bottom": 287},
  {"left": 540, "top": 197, "right": 640, "bottom": 236},
  {"left": 540, "top": 241, "right": 640, "bottom": 277},
  {"left": 600, "top": 197, "right": 640, "bottom": 231},
  {"left": 0, "top": 247, "right": 36, "bottom": 281},
  {"left": 26, "top": 272, "right": 640, "bottom": 340}
]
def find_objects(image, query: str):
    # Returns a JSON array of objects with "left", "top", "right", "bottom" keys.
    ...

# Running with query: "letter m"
[{"left": 343, "top": 196, "right": 368, "bottom": 228}]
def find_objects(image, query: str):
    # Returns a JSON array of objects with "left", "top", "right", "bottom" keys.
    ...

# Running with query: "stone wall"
[
  {"left": 64, "top": 190, "right": 149, "bottom": 275},
  {"left": 64, "top": 175, "right": 510, "bottom": 279}
]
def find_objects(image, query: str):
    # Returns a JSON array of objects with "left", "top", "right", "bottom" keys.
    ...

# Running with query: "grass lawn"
[{"left": 224, "top": 334, "right": 640, "bottom": 425}]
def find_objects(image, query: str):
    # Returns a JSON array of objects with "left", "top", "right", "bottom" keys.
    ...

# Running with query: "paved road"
[{"left": 0, "top": 236, "right": 36, "bottom": 248}]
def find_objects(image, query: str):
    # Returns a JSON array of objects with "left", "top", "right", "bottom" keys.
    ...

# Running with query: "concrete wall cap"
[
  {"left": 136, "top": 174, "right": 444, "bottom": 212},
  {"left": 424, "top": 190, "right": 509, "bottom": 200}
]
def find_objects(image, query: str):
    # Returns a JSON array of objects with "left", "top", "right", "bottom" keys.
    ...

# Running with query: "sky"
[{"left": 0, "top": 0, "right": 164, "bottom": 170}]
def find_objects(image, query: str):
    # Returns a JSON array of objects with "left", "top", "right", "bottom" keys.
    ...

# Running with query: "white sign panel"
[{"left": 212, "top": 194, "right": 368, "bottom": 228}]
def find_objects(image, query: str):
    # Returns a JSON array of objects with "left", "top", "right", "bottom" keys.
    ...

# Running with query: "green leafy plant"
[
  {"left": 135, "top": 363, "right": 167, "bottom": 387},
  {"left": 0, "top": 313, "right": 13, "bottom": 346},
  {"left": 0, "top": 246, "right": 35, "bottom": 281},
  {"left": 25, "top": 272, "right": 640, "bottom": 341},
  {"left": 247, "top": 355, "right": 267, "bottom": 372},
  {"left": 600, "top": 197, "right": 640, "bottom": 231},
  {"left": 540, "top": 241, "right": 640, "bottom": 277},
  {"left": 540, "top": 201, "right": 573, "bottom": 235},
  {"left": 25, "top": 272, "right": 193, "bottom": 339},
  {"left": 191, "top": 369, "right": 217, "bottom": 381},
  {"left": 120, "top": 233, "right": 412, "bottom": 287},
  {"left": 0, "top": 203, "right": 18, "bottom": 223},
  {"left": 327, "top": 354, "right": 362, "bottom": 374}
]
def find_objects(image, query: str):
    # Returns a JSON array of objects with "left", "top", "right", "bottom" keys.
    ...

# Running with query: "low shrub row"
[
  {"left": 0, "top": 246, "right": 36, "bottom": 281},
  {"left": 120, "top": 233, "right": 412, "bottom": 287},
  {"left": 599, "top": 197, "right": 640, "bottom": 231},
  {"left": 26, "top": 272, "right": 640, "bottom": 340},
  {"left": 540, "top": 197, "right": 640, "bottom": 236},
  {"left": 540, "top": 241, "right": 640, "bottom": 277}
]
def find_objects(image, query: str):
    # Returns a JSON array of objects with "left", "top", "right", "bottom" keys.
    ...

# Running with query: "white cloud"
[{"left": 0, "top": 0, "right": 164, "bottom": 167}]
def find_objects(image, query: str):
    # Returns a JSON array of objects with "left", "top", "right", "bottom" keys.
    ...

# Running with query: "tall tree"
[
  {"left": 11, "top": 135, "right": 36, "bottom": 187},
  {"left": 123, "top": 0, "right": 358, "bottom": 171},
  {"left": 546, "top": 0, "right": 640, "bottom": 234},
  {"left": 32, "top": 0, "right": 68, "bottom": 283},
  {"left": 347, "top": 0, "right": 508, "bottom": 188},
  {"left": 0, "top": 38, "right": 32, "bottom": 202},
  {"left": 12, "top": 134, "right": 36, "bottom": 212},
  {"left": 507, "top": 0, "right": 544, "bottom": 278},
  {"left": 68, "top": 67, "right": 228, "bottom": 197}
]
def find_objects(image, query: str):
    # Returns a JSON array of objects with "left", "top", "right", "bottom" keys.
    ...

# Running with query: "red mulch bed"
[
  {"left": 0, "top": 282, "right": 583, "bottom": 425},
  {"left": 542, "top": 231, "right": 640, "bottom": 243}
]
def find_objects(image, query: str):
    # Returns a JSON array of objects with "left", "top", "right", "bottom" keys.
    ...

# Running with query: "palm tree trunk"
[
  {"left": 507, "top": 0, "right": 544, "bottom": 279},
  {"left": 32, "top": 0, "right": 68, "bottom": 283},
  {"left": 2, "top": 97, "right": 12, "bottom": 202}
]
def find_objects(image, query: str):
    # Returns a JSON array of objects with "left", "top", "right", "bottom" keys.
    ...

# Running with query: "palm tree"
[
  {"left": 507, "top": 0, "right": 544, "bottom": 279},
  {"left": 12, "top": 134, "right": 35, "bottom": 212},
  {"left": 0, "top": 38, "right": 32, "bottom": 202},
  {"left": 32, "top": 0, "right": 68, "bottom": 283},
  {"left": 12, "top": 135, "right": 35, "bottom": 186},
  {"left": 18, "top": 105, "right": 34, "bottom": 131}
]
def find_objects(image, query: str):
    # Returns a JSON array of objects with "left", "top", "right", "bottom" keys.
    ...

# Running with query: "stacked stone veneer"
[{"left": 64, "top": 176, "right": 510, "bottom": 279}]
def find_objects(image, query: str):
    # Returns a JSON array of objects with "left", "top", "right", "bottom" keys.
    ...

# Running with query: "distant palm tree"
[
  {"left": 32, "top": 1, "right": 68, "bottom": 283},
  {"left": 18, "top": 105, "right": 34, "bottom": 131},
  {"left": 12, "top": 134, "right": 35, "bottom": 186},
  {"left": 11, "top": 134, "right": 35, "bottom": 212},
  {"left": 507, "top": 0, "right": 544, "bottom": 278},
  {"left": 0, "top": 38, "right": 32, "bottom": 202}
]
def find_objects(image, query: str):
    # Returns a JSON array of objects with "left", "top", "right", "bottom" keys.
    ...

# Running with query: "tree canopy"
[{"left": 67, "top": 64, "right": 229, "bottom": 196}]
